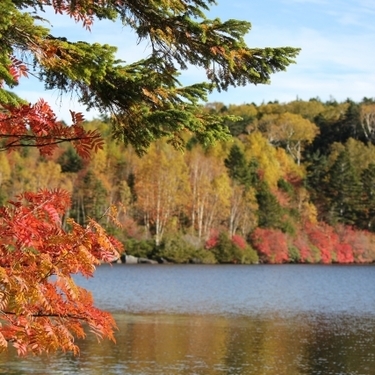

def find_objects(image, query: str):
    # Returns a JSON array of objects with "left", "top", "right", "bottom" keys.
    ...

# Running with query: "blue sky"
[{"left": 14, "top": 0, "right": 375, "bottom": 121}]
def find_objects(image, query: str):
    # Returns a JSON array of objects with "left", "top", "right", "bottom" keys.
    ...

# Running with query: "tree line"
[{"left": 3, "top": 98, "right": 375, "bottom": 264}]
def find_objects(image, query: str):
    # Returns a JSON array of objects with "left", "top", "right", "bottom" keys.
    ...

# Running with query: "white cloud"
[{"left": 12, "top": 0, "right": 375, "bottom": 116}]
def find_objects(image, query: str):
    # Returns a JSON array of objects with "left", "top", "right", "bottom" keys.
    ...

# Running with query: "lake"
[{"left": 1, "top": 264, "right": 375, "bottom": 374}]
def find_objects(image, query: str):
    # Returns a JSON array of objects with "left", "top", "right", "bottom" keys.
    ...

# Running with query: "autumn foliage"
[
  {"left": 0, "top": 188, "right": 120, "bottom": 355},
  {"left": 249, "top": 221, "right": 375, "bottom": 265},
  {"left": 251, "top": 228, "right": 289, "bottom": 264},
  {"left": 0, "top": 67, "right": 117, "bottom": 355},
  {"left": 0, "top": 98, "right": 104, "bottom": 158},
  {"left": 0, "top": 0, "right": 299, "bottom": 354},
  {"left": 205, "top": 231, "right": 258, "bottom": 264}
]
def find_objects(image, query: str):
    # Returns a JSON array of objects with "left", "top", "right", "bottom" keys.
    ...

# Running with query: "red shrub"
[
  {"left": 305, "top": 222, "right": 338, "bottom": 264},
  {"left": 292, "top": 229, "right": 314, "bottom": 263},
  {"left": 335, "top": 243, "right": 354, "bottom": 263},
  {"left": 205, "top": 230, "right": 219, "bottom": 249},
  {"left": 251, "top": 228, "right": 289, "bottom": 264},
  {"left": 232, "top": 234, "right": 247, "bottom": 250},
  {"left": 335, "top": 225, "right": 375, "bottom": 263}
]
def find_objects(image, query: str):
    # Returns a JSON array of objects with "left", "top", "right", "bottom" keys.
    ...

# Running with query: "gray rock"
[{"left": 124, "top": 255, "right": 139, "bottom": 264}]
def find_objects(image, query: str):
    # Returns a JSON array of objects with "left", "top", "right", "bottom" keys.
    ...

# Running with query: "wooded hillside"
[{"left": 3, "top": 97, "right": 375, "bottom": 264}]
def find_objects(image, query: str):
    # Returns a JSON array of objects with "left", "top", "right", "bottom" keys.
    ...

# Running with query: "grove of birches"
[{"left": 3, "top": 98, "right": 375, "bottom": 264}]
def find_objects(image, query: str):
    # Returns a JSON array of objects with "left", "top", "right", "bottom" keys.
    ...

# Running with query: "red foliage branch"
[
  {"left": 49, "top": 0, "right": 96, "bottom": 29},
  {"left": 0, "top": 100, "right": 104, "bottom": 158},
  {"left": 8, "top": 56, "right": 28, "bottom": 85},
  {"left": 0, "top": 57, "right": 116, "bottom": 356},
  {"left": 0, "top": 189, "right": 121, "bottom": 355}
]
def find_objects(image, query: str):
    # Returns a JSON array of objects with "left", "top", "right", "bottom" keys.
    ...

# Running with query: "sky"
[{"left": 13, "top": 0, "right": 375, "bottom": 121}]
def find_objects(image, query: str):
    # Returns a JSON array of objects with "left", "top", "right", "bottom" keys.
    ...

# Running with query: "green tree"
[
  {"left": 224, "top": 144, "right": 248, "bottom": 183},
  {"left": 71, "top": 169, "right": 110, "bottom": 224},
  {"left": 256, "top": 181, "right": 284, "bottom": 230},
  {"left": 326, "top": 150, "right": 363, "bottom": 225},
  {"left": 58, "top": 146, "right": 83, "bottom": 173},
  {"left": 220, "top": 103, "right": 258, "bottom": 136},
  {"left": 360, "top": 163, "right": 375, "bottom": 230},
  {"left": 224, "top": 143, "right": 259, "bottom": 236},
  {"left": 306, "top": 101, "right": 352, "bottom": 156}
]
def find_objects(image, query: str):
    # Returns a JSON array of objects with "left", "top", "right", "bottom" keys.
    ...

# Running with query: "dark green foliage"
[
  {"left": 305, "top": 150, "right": 330, "bottom": 219},
  {"left": 157, "top": 235, "right": 216, "bottom": 264},
  {"left": 360, "top": 163, "right": 375, "bottom": 230},
  {"left": 225, "top": 114, "right": 256, "bottom": 136},
  {"left": 304, "top": 114, "right": 328, "bottom": 156},
  {"left": 288, "top": 246, "right": 301, "bottom": 263},
  {"left": 209, "top": 232, "right": 258, "bottom": 264},
  {"left": 58, "top": 147, "right": 83, "bottom": 173},
  {"left": 71, "top": 170, "right": 109, "bottom": 224},
  {"left": 341, "top": 100, "right": 362, "bottom": 141},
  {"left": 225, "top": 144, "right": 248, "bottom": 182},
  {"left": 307, "top": 101, "right": 360, "bottom": 156},
  {"left": 225, "top": 146, "right": 259, "bottom": 188},
  {"left": 247, "top": 158, "right": 261, "bottom": 187},
  {"left": 256, "top": 182, "right": 284, "bottom": 230},
  {"left": 325, "top": 151, "right": 363, "bottom": 225},
  {"left": 277, "top": 178, "right": 294, "bottom": 197},
  {"left": 123, "top": 239, "right": 155, "bottom": 259}
]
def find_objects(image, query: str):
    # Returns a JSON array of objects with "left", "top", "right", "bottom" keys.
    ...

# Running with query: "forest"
[
  {"left": 3, "top": 97, "right": 375, "bottom": 265},
  {"left": 1, "top": 0, "right": 304, "bottom": 355}
]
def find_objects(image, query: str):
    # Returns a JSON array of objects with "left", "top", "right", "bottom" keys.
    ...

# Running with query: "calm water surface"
[{"left": 1, "top": 264, "right": 375, "bottom": 374}]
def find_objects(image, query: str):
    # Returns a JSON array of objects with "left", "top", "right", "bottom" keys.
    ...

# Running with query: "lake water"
[{"left": 1, "top": 264, "right": 375, "bottom": 374}]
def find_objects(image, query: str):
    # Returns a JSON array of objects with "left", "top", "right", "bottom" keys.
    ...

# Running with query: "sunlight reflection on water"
[
  {"left": 77, "top": 264, "right": 375, "bottom": 317},
  {"left": 1, "top": 264, "right": 375, "bottom": 375}
]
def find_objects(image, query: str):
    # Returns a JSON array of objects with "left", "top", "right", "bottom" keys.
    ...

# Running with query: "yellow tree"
[
  {"left": 258, "top": 114, "right": 279, "bottom": 143},
  {"left": 262, "top": 112, "right": 319, "bottom": 165},
  {"left": 285, "top": 99, "right": 326, "bottom": 121},
  {"left": 243, "top": 131, "right": 282, "bottom": 189},
  {"left": 228, "top": 184, "right": 258, "bottom": 237},
  {"left": 187, "top": 145, "right": 231, "bottom": 240},
  {"left": 5, "top": 149, "right": 73, "bottom": 198},
  {"left": 134, "top": 142, "right": 189, "bottom": 246}
]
